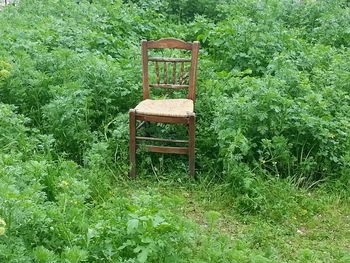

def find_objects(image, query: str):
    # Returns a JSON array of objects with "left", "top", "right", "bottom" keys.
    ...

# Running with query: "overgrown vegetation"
[{"left": 0, "top": 0, "right": 349, "bottom": 262}]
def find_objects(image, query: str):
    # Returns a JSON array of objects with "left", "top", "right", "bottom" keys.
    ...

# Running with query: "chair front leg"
[
  {"left": 129, "top": 109, "right": 137, "bottom": 178},
  {"left": 188, "top": 113, "right": 196, "bottom": 177}
]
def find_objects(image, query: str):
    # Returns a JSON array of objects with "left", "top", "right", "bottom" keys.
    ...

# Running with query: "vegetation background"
[{"left": 0, "top": 0, "right": 349, "bottom": 262}]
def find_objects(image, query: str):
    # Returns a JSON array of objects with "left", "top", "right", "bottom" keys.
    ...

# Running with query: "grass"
[{"left": 122, "top": 171, "right": 350, "bottom": 262}]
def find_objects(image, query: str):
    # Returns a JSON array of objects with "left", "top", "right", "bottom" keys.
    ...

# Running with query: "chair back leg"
[
  {"left": 188, "top": 113, "right": 196, "bottom": 177},
  {"left": 129, "top": 109, "right": 137, "bottom": 177}
]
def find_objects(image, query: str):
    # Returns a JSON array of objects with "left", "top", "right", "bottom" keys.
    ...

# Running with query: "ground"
[{"left": 126, "top": 176, "right": 350, "bottom": 262}]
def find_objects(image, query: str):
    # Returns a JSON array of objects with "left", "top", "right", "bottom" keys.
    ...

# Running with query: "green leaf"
[
  {"left": 127, "top": 218, "right": 139, "bottom": 234},
  {"left": 137, "top": 247, "right": 150, "bottom": 263}
]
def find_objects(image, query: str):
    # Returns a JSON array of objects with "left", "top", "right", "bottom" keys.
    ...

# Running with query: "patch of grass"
[{"left": 125, "top": 174, "right": 350, "bottom": 262}]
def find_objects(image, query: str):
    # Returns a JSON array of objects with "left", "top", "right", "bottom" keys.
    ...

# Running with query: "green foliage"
[
  {"left": 1, "top": 0, "right": 350, "bottom": 262},
  {"left": 214, "top": 72, "right": 350, "bottom": 181},
  {"left": 127, "top": 0, "right": 226, "bottom": 22},
  {"left": 0, "top": 106, "right": 194, "bottom": 262}
]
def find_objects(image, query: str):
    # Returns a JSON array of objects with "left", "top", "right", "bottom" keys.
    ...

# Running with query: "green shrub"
[{"left": 213, "top": 73, "right": 350, "bottom": 181}]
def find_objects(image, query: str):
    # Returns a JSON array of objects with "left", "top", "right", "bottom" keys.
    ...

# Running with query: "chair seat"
[{"left": 135, "top": 99, "right": 194, "bottom": 117}]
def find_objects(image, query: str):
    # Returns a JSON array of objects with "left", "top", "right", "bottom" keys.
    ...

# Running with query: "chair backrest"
[{"left": 141, "top": 38, "right": 199, "bottom": 102}]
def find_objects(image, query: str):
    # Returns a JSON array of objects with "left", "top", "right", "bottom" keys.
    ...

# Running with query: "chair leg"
[
  {"left": 129, "top": 109, "right": 137, "bottom": 178},
  {"left": 188, "top": 113, "right": 195, "bottom": 177}
]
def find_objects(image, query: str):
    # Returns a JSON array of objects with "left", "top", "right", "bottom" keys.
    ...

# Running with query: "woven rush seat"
[{"left": 135, "top": 99, "right": 194, "bottom": 117}]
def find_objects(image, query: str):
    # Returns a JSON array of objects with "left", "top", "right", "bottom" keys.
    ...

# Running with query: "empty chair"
[{"left": 129, "top": 38, "right": 199, "bottom": 177}]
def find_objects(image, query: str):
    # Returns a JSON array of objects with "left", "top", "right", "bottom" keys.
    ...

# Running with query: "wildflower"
[
  {"left": 0, "top": 218, "right": 6, "bottom": 226},
  {"left": 297, "top": 227, "right": 306, "bottom": 235},
  {"left": 0, "top": 69, "right": 10, "bottom": 78},
  {"left": 0, "top": 218, "right": 6, "bottom": 236},
  {"left": 0, "top": 60, "right": 11, "bottom": 69},
  {"left": 60, "top": 180, "right": 69, "bottom": 187}
]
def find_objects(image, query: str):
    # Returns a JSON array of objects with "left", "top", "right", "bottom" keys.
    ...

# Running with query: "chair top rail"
[{"left": 146, "top": 38, "right": 193, "bottom": 50}]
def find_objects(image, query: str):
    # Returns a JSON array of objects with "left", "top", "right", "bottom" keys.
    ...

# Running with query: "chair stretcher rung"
[
  {"left": 139, "top": 145, "right": 188, "bottom": 154},
  {"left": 136, "top": 136, "right": 188, "bottom": 144}
]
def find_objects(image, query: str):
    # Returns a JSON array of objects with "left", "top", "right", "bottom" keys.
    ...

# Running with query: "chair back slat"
[
  {"left": 163, "top": 62, "right": 167, "bottom": 84},
  {"left": 172, "top": 62, "right": 176, "bottom": 84},
  {"left": 155, "top": 62, "right": 160, "bottom": 85},
  {"left": 141, "top": 38, "right": 199, "bottom": 102},
  {"left": 179, "top": 62, "right": 184, "bottom": 85}
]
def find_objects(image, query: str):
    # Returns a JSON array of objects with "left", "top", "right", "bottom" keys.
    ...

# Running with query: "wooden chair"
[{"left": 129, "top": 38, "right": 199, "bottom": 178}]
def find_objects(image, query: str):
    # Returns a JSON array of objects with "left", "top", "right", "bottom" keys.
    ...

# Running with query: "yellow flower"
[
  {"left": 0, "top": 218, "right": 6, "bottom": 236},
  {"left": 60, "top": 180, "right": 69, "bottom": 188},
  {"left": 0, "top": 69, "right": 11, "bottom": 78},
  {"left": 0, "top": 60, "right": 12, "bottom": 70}
]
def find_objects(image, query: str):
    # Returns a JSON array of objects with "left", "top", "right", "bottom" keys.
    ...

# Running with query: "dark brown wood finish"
[
  {"left": 172, "top": 62, "right": 176, "bottom": 84},
  {"left": 179, "top": 62, "right": 184, "bottom": 85},
  {"left": 155, "top": 62, "right": 160, "bottom": 85},
  {"left": 129, "top": 38, "right": 199, "bottom": 177},
  {"left": 142, "top": 145, "right": 188, "bottom": 155},
  {"left": 148, "top": 84, "right": 189, "bottom": 89},
  {"left": 164, "top": 62, "right": 167, "bottom": 84},
  {"left": 136, "top": 136, "right": 188, "bottom": 144},
  {"left": 141, "top": 40, "right": 149, "bottom": 99},
  {"left": 148, "top": 57, "right": 191, "bottom": 62},
  {"left": 136, "top": 114, "right": 189, "bottom": 124},
  {"left": 188, "top": 113, "right": 196, "bottom": 177},
  {"left": 188, "top": 41, "right": 200, "bottom": 102},
  {"left": 147, "top": 38, "right": 193, "bottom": 50}
]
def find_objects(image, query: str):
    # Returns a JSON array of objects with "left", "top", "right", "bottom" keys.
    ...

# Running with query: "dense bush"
[
  {"left": 191, "top": 0, "right": 350, "bottom": 210},
  {"left": 0, "top": 106, "right": 278, "bottom": 262},
  {"left": 127, "top": 0, "right": 226, "bottom": 22},
  {"left": 0, "top": 105, "right": 196, "bottom": 262}
]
